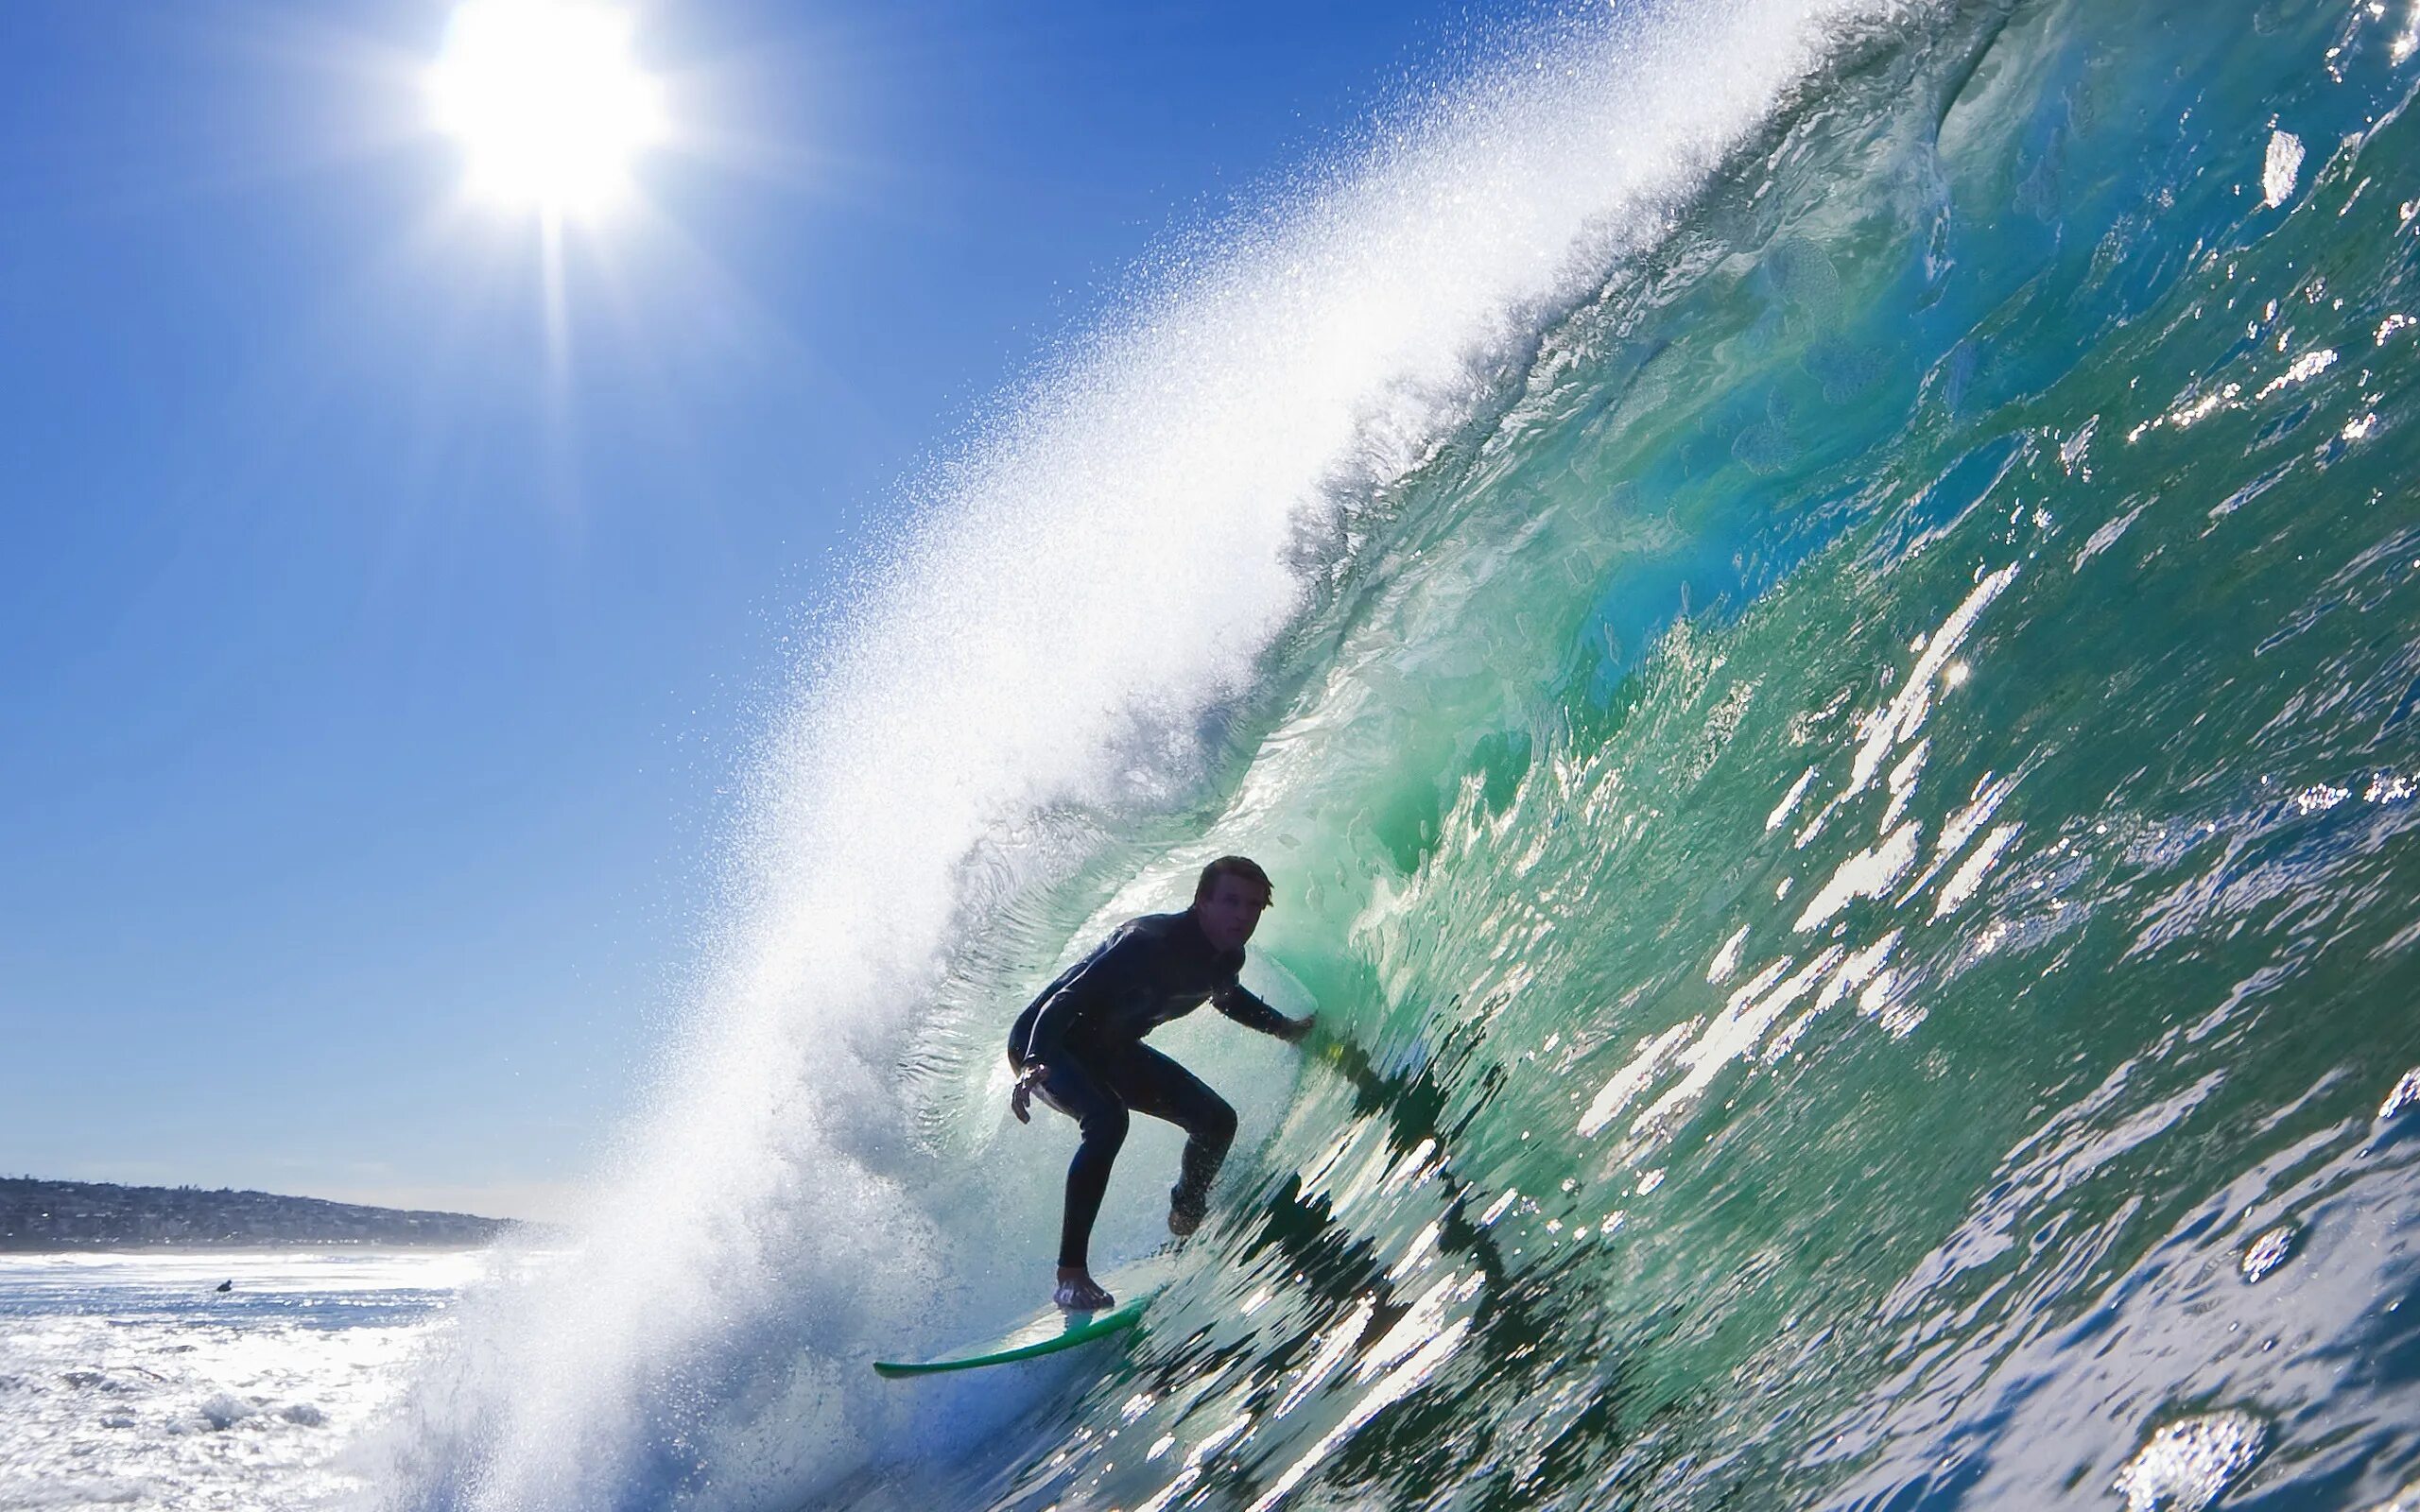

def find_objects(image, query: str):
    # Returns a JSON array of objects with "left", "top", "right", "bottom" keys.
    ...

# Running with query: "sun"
[{"left": 428, "top": 0, "right": 666, "bottom": 220}]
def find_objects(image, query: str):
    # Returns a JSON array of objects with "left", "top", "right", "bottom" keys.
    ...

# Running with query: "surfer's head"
[{"left": 1192, "top": 855, "right": 1272, "bottom": 952}]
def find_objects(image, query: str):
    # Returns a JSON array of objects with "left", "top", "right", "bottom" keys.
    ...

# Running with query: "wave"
[{"left": 374, "top": 0, "right": 2420, "bottom": 1508}]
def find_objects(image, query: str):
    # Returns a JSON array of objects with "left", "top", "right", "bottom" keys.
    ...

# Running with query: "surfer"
[{"left": 1008, "top": 856, "right": 1314, "bottom": 1311}]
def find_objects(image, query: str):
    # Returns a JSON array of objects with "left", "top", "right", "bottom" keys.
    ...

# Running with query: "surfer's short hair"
[{"left": 1195, "top": 855, "right": 1273, "bottom": 906}]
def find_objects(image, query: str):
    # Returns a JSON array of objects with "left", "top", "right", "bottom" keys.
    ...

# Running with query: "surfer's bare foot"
[{"left": 1053, "top": 1267, "right": 1114, "bottom": 1312}]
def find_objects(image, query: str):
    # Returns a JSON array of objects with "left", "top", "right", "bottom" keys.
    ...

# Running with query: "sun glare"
[{"left": 429, "top": 0, "right": 666, "bottom": 219}]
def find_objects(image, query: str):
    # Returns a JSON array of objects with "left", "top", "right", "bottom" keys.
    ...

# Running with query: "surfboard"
[
  {"left": 873, "top": 1256, "right": 1173, "bottom": 1378},
  {"left": 872, "top": 1292, "right": 1151, "bottom": 1377}
]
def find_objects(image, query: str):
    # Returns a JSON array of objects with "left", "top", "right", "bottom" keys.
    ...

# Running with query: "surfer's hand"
[
  {"left": 1283, "top": 1013, "right": 1317, "bottom": 1044},
  {"left": 1011, "top": 1064, "right": 1045, "bottom": 1124}
]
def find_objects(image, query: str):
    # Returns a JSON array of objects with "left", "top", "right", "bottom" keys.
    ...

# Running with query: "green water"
[{"left": 978, "top": 2, "right": 2420, "bottom": 1507}]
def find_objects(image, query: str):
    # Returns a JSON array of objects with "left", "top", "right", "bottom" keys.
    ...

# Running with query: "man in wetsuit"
[{"left": 1009, "top": 855, "right": 1315, "bottom": 1311}]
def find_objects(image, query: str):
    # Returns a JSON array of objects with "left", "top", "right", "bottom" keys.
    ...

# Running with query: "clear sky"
[{"left": 0, "top": 0, "right": 1488, "bottom": 1219}]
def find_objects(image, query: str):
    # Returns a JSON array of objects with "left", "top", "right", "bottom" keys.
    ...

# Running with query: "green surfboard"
[
  {"left": 873, "top": 1257, "right": 1172, "bottom": 1378},
  {"left": 872, "top": 1293, "right": 1152, "bottom": 1377}
]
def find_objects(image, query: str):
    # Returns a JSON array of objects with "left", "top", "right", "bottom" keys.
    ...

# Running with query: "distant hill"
[{"left": 0, "top": 1177, "right": 510, "bottom": 1250}]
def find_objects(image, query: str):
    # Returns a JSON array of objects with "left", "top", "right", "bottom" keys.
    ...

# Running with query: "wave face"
[{"left": 381, "top": 0, "right": 2420, "bottom": 1508}]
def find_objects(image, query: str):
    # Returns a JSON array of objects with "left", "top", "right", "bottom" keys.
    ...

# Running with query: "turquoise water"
[
  {"left": 383, "top": 2, "right": 2420, "bottom": 1509},
  {"left": 968, "top": 1, "right": 2420, "bottom": 1506}
]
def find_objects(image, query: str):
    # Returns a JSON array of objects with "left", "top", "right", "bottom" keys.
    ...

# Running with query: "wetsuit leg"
[
  {"left": 1096, "top": 1044, "right": 1237, "bottom": 1221},
  {"left": 1025, "top": 1053, "right": 1130, "bottom": 1271}
]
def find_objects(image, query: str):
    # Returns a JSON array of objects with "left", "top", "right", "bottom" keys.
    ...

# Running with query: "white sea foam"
[
  {"left": 0, "top": 1251, "right": 473, "bottom": 1512},
  {"left": 377, "top": 5, "right": 1941, "bottom": 1508},
  {"left": 2114, "top": 1411, "right": 2266, "bottom": 1512},
  {"left": 2261, "top": 129, "right": 2304, "bottom": 208}
]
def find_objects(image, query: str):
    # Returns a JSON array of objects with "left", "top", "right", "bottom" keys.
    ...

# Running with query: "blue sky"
[{"left": 0, "top": 0, "right": 1488, "bottom": 1218}]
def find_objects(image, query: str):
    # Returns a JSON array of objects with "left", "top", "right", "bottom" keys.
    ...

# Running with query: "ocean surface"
[
  {"left": 49, "top": 0, "right": 2420, "bottom": 1507},
  {"left": 0, "top": 1251, "right": 478, "bottom": 1511}
]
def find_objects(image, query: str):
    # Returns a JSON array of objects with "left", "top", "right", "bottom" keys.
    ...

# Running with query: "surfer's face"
[{"left": 1195, "top": 874, "right": 1270, "bottom": 952}]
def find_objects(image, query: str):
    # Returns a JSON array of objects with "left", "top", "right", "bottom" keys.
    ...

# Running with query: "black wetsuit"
[{"left": 1008, "top": 909, "right": 1293, "bottom": 1270}]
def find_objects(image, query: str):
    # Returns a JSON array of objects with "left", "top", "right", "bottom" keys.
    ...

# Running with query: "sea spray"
[{"left": 372, "top": 3, "right": 1928, "bottom": 1509}]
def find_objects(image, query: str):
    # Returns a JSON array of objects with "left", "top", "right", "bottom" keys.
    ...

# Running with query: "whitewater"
[{"left": 330, "top": 0, "right": 2420, "bottom": 1508}]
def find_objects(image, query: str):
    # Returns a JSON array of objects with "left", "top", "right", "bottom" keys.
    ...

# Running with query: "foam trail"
[{"left": 376, "top": 4, "right": 1918, "bottom": 1507}]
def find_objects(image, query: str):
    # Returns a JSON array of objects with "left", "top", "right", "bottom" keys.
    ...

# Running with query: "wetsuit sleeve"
[
  {"left": 1021, "top": 932, "right": 1144, "bottom": 1065},
  {"left": 1213, "top": 976, "right": 1296, "bottom": 1040}
]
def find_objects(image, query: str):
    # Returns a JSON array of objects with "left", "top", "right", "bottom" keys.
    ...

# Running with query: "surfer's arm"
[{"left": 1214, "top": 980, "right": 1313, "bottom": 1042}]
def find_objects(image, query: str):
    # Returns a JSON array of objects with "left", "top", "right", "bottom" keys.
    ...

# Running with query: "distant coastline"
[{"left": 0, "top": 1177, "right": 511, "bottom": 1250}]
